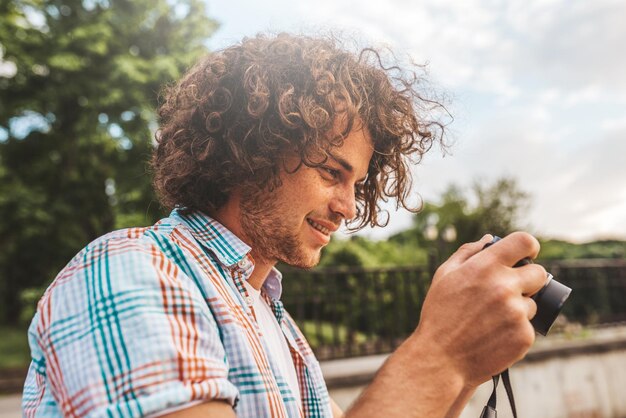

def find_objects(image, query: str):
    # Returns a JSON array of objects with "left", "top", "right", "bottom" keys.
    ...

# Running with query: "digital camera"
[{"left": 484, "top": 236, "right": 571, "bottom": 335}]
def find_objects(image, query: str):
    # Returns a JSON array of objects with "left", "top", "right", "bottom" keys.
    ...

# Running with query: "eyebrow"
[{"left": 327, "top": 151, "right": 367, "bottom": 183}]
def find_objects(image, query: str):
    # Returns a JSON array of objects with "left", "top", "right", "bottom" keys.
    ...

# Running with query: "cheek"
[
  {"left": 283, "top": 175, "right": 320, "bottom": 199},
  {"left": 300, "top": 185, "right": 332, "bottom": 212},
  {"left": 278, "top": 168, "right": 332, "bottom": 213}
]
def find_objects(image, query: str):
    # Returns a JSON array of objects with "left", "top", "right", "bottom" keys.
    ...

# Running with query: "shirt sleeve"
[{"left": 28, "top": 236, "right": 239, "bottom": 418}]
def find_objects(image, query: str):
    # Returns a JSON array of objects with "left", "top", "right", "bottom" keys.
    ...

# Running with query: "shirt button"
[
  {"left": 237, "top": 258, "right": 250, "bottom": 269},
  {"left": 245, "top": 296, "right": 254, "bottom": 305}
]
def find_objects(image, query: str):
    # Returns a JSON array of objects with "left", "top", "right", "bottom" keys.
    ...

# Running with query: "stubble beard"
[{"left": 239, "top": 184, "right": 322, "bottom": 269}]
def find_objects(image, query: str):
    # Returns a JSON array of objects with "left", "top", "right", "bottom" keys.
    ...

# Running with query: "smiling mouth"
[{"left": 307, "top": 218, "right": 331, "bottom": 235}]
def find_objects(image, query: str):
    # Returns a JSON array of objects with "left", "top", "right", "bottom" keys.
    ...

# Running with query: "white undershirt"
[{"left": 243, "top": 280, "right": 302, "bottom": 406}]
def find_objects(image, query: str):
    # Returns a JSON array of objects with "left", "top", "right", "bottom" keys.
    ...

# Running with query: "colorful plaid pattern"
[{"left": 22, "top": 209, "right": 332, "bottom": 417}]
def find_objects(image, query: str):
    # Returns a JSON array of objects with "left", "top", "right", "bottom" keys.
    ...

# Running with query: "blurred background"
[{"left": 1, "top": 1, "right": 625, "bottom": 417}]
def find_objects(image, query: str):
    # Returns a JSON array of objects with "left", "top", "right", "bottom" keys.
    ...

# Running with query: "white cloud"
[
  {"left": 562, "top": 85, "right": 603, "bottom": 108},
  {"left": 213, "top": 0, "right": 626, "bottom": 98},
  {"left": 601, "top": 116, "right": 626, "bottom": 132}
]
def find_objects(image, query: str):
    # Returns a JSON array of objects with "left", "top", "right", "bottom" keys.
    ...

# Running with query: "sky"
[
  {"left": 204, "top": 0, "right": 626, "bottom": 243},
  {"left": 3, "top": 1, "right": 623, "bottom": 242}
]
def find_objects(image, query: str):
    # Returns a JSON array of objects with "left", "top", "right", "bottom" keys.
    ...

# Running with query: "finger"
[
  {"left": 515, "top": 263, "right": 550, "bottom": 297},
  {"left": 444, "top": 234, "right": 494, "bottom": 270},
  {"left": 523, "top": 296, "right": 538, "bottom": 320},
  {"left": 483, "top": 231, "right": 540, "bottom": 267}
]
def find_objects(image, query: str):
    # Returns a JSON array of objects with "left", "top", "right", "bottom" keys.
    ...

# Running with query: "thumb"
[{"left": 443, "top": 234, "right": 494, "bottom": 272}]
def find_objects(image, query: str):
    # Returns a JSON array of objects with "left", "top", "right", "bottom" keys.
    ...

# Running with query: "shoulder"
[
  {"left": 34, "top": 216, "right": 209, "bottom": 322},
  {"left": 62, "top": 213, "right": 211, "bottom": 276},
  {"left": 45, "top": 222, "right": 176, "bottom": 288},
  {"left": 25, "top": 218, "right": 242, "bottom": 417}
]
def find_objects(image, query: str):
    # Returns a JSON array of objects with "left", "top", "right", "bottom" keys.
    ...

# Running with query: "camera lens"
[{"left": 530, "top": 274, "right": 572, "bottom": 335}]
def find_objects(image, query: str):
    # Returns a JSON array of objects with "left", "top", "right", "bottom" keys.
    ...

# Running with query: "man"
[{"left": 22, "top": 33, "right": 547, "bottom": 417}]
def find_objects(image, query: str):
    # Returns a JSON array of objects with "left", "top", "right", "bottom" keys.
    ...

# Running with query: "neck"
[
  {"left": 211, "top": 192, "right": 276, "bottom": 291},
  {"left": 247, "top": 255, "right": 274, "bottom": 290}
]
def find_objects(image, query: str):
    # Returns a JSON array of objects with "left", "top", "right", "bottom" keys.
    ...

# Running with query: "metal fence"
[
  {"left": 281, "top": 258, "right": 626, "bottom": 360},
  {"left": 544, "top": 258, "right": 626, "bottom": 325}
]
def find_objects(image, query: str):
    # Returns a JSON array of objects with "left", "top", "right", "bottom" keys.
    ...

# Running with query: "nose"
[{"left": 329, "top": 185, "right": 357, "bottom": 221}]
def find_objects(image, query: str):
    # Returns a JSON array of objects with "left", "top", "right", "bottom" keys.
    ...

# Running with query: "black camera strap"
[{"left": 479, "top": 368, "right": 517, "bottom": 418}]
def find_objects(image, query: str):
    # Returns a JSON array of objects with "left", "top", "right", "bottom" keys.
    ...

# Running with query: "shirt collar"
[
  {"left": 240, "top": 268, "right": 283, "bottom": 303},
  {"left": 171, "top": 208, "right": 283, "bottom": 299},
  {"left": 172, "top": 208, "right": 250, "bottom": 267},
  {"left": 263, "top": 267, "right": 283, "bottom": 300}
]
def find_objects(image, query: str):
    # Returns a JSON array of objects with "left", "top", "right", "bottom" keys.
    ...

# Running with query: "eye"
[{"left": 319, "top": 166, "right": 341, "bottom": 181}]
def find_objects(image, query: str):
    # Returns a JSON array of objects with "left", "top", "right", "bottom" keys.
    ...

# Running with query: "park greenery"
[
  {"left": 320, "top": 178, "right": 626, "bottom": 269},
  {"left": 0, "top": 0, "right": 217, "bottom": 325},
  {"left": 1, "top": 0, "right": 625, "bottom": 374}
]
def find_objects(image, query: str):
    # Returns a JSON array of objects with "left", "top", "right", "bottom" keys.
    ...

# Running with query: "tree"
[
  {"left": 391, "top": 177, "right": 531, "bottom": 263},
  {"left": 318, "top": 236, "right": 427, "bottom": 268},
  {"left": 0, "top": 0, "right": 218, "bottom": 324},
  {"left": 472, "top": 177, "right": 530, "bottom": 238}
]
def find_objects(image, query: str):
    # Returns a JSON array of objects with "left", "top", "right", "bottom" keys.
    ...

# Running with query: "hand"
[{"left": 414, "top": 232, "right": 548, "bottom": 387}]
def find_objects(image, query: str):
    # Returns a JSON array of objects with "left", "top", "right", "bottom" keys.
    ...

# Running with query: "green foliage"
[
  {"left": 389, "top": 177, "right": 530, "bottom": 263},
  {"left": 540, "top": 239, "right": 626, "bottom": 260},
  {"left": 319, "top": 235, "right": 428, "bottom": 268},
  {"left": 472, "top": 177, "right": 530, "bottom": 236},
  {"left": 0, "top": 0, "right": 218, "bottom": 324},
  {"left": 0, "top": 325, "right": 31, "bottom": 370},
  {"left": 319, "top": 177, "right": 626, "bottom": 269},
  {"left": 299, "top": 321, "right": 368, "bottom": 348}
]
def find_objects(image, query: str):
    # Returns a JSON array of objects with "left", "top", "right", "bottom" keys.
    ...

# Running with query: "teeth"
[{"left": 307, "top": 219, "right": 330, "bottom": 235}]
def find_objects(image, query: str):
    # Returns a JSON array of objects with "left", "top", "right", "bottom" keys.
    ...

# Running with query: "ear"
[{"left": 282, "top": 153, "right": 304, "bottom": 174}]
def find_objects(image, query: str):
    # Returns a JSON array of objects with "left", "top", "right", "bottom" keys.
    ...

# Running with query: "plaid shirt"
[{"left": 22, "top": 209, "right": 332, "bottom": 417}]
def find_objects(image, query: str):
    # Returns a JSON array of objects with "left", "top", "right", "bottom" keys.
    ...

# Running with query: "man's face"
[{"left": 240, "top": 127, "right": 374, "bottom": 269}]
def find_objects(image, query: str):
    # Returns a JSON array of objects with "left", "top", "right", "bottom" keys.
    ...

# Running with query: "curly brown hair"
[{"left": 152, "top": 33, "right": 447, "bottom": 230}]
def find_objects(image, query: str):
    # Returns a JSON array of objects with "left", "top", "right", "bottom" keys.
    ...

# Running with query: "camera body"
[{"left": 483, "top": 236, "right": 572, "bottom": 335}]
